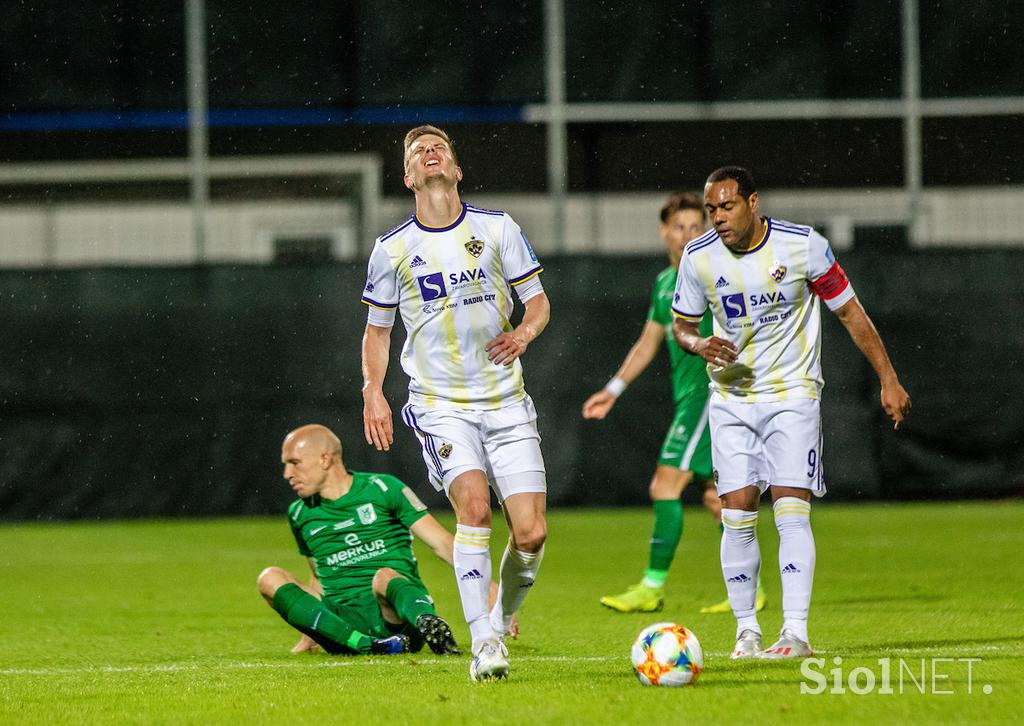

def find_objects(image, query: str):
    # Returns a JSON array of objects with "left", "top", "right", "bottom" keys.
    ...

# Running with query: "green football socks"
[
  {"left": 643, "top": 499, "right": 683, "bottom": 587},
  {"left": 385, "top": 576, "right": 436, "bottom": 623},
  {"left": 272, "top": 583, "right": 372, "bottom": 653}
]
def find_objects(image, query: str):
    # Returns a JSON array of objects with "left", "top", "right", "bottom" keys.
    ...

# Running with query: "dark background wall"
[
  {"left": 1, "top": 2, "right": 1022, "bottom": 517},
  {"left": 7, "top": 1, "right": 1023, "bottom": 112},
  {"left": 1, "top": 1, "right": 1023, "bottom": 188},
  {"left": 1, "top": 250, "right": 1020, "bottom": 520}
]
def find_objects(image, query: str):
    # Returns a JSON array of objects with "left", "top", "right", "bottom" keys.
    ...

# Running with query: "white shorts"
[
  {"left": 709, "top": 396, "right": 825, "bottom": 498},
  {"left": 400, "top": 395, "right": 547, "bottom": 504}
]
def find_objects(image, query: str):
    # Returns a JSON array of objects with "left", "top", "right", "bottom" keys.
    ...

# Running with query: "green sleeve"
[
  {"left": 647, "top": 279, "right": 668, "bottom": 325},
  {"left": 378, "top": 474, "right": 430, "bottom": 529},
  {"left": 287, "top": 500, "right": 311, "bottom": 557}
]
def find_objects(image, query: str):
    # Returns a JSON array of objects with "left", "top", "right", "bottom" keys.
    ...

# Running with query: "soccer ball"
[{"left": 630, "top": 622, "right": 703, "bottom": 687}]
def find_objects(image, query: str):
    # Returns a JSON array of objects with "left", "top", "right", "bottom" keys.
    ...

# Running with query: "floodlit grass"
[{"left": 0, "top": 502, "right": 1020, "bottom": 724}]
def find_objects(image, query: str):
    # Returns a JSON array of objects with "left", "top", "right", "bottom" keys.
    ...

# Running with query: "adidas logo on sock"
[
  {"left": 782, "top": 563, "right": 801, "bottom": 574},
  {"left": 459, "top": 568, "right": 483, "bottom": 581},
  {"left": 410, "top": 255, "right": 426, "bottom": 267},
  {"left": 715, "top": 276, "right": 729, "bottom": 289},
  {"left": 727, "top": 573, "right": 752, "bottom": 583}
]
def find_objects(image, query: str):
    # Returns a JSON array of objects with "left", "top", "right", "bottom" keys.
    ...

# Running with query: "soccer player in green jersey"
[
  {"left": 583, "top": 192, "right": 765, "bottom": 614},
  {"left": 258, "top": 424, "right": 466, "bottom": 656}
]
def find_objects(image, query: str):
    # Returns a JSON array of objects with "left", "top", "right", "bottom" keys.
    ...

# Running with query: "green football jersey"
[
  {"left": 288, "top": 471, "right": 430, "bottom": 604},
  {"left": 648, "top": 266, "right": 713, "bottom": 406}
]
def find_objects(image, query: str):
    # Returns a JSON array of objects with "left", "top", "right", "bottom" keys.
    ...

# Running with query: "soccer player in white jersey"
[
  {"left": 360, "top": 125, "right": 550, "bottom": 681},
  {"left": 672, "top": 166, "right": 911, "bottom": 659}
]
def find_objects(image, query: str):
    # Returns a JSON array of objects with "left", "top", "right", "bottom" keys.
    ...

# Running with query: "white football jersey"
[
  {"left": 673, "top": 217, "right": 855, "bottom": 402},
  {"left": 362, "top": 203, "right": 543, "bottom": 410}
]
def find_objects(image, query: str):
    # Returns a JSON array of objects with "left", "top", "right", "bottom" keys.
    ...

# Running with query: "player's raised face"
[
  {"left": 660, "top": 208, "right": 707, "bottom": 268},
  {"left": 404, "top": 134, "right": 462, "bottom": 191},
  {"left": 281, "top": 437, "right": 329, "bottom": 498},
  {"left": 704, "top": 179, "right": 759, "bottom": 251}
]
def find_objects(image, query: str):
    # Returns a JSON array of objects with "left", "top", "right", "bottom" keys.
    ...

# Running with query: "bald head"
[
  {"left": 283, "top": 424, "right": 342, "bottom": 462},
  {"left": 281, "top": 424, "right": 347, "bottom": 498}
]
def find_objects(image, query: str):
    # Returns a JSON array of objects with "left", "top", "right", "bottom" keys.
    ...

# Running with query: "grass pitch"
[{"left": 0, "top": 501, "right": 1020, "bottom": 725}]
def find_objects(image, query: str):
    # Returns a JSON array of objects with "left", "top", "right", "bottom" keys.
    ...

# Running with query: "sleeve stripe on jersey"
[
  {"left": 686, "top": 233, "right": 718, "bottom": 255},
  {"left": 465, "top": 204, "right": 504, "bottom": 217},
  {"left": 509, "top": 266, "right": 543, "bottom": 285},
  {"left": 361, "top": 295, "right": 399, "bottom": 310},
  {"left": 808, "top": 261, "right": 850, "bottom": 300},
  {"left": 672, "top": 307, "right": 704, "bottom": 321},
  {"left": 379, "top": 216, "right": 415, "bottom": 243},
  {"left": 772, "top": 219, "right": 811, "bottom": 237}
]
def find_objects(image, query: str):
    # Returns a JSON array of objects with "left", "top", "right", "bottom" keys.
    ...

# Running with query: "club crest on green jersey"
[
  {"left": 465, "top": 238, "right": 485, "bottom": 258},
  {"left": 357, "top": 503, "right": 377, "bottom": 524},
  {"left": 770, "top": 261, "right": 787, "bottom": 282}
]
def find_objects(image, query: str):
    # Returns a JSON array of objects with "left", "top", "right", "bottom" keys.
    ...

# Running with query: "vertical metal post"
[
  {"left": 186, "top": 0, "right": 209, "bottom": 261},
  {"left": 544, "top": 0, "right": 567, "bottom": 252},
  {"left": 902, "top": 0, "right": 923, "bottom": 245}
]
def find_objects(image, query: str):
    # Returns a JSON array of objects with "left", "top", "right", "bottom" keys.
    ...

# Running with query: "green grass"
[{"left": 0, "top": 502, "right": 1021, "bottom": 724}]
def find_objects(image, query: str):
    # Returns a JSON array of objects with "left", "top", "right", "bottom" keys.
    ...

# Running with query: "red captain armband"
[{"left": 808, "top": 261, "right": 850, "bottom": 300}]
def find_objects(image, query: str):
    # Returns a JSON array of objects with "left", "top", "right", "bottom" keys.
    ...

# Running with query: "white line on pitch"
[
  {"left": 0, "top": 655, "right": 618, "bottom": 676},
  {"left": 0, "top": 644, "right": 1010, "bottom": 677}
]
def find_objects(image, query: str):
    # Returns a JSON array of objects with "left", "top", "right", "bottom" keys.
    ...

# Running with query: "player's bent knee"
[
  {"left": 371, "top": 567, "right": 400, "bottom": 595},
  {"left": 702, "top": 486, "right": 723, "bottom": 516},
  {"left": 257, "top": 566, "right": 287, "bottom": 598},
  {"left": 455, "top": 498, "right": 493, "bottom": 527},
  {"left": 650, "top": 467, "right": 690, "bottom": 500},
  {"left": 513, "top": 524, "right": 547, "bottom": 553}
]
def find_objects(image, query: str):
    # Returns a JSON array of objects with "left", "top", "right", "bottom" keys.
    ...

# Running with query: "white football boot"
[
  {"left": 730, "top": 629, "right": 763, "bottom": 659},
  {"left": 470, "top": 639, "right": 510, "bottom": 681},
  {"left": 758, "top": 628, "right": 813, "bottom": 659}
]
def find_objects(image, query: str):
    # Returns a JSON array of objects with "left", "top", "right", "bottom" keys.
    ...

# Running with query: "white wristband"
[{"left": 604, "top": 376, "right": 627, "bottom": 397}]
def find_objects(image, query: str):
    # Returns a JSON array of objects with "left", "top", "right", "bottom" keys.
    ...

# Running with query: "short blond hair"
[{"left": 403, "top": 125, "right": 458, "bottom": 168}]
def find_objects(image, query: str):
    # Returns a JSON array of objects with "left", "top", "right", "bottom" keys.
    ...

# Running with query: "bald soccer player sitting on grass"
[{"left": 258, "top": 424, "right": 514, "bottom": 656}]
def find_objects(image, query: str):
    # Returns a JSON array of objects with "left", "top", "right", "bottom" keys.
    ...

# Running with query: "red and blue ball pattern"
[{"left": 631, "top": 623, "right": 703, "bottom": 687}]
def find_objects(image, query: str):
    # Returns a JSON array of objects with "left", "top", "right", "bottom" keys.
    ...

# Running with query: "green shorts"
[
  {"left": 657, "top": 395, "right": 713, "bottom": 481},
  {"left": 324, "top": 588, "right": 393, "bottom": 641}
]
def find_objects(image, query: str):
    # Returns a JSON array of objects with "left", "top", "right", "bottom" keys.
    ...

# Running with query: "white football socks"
[
  {"left": 774, "top": 497, "right": 815, "bottom": 643},
  {"left": 454, "top": 524, "right": 496, "bottom": 648},
  {"left": 490, "top": 544, "right": 544, "bottom": 636},
  {"left": 721, "top": 508, "right": 761, "bottom": 636}
]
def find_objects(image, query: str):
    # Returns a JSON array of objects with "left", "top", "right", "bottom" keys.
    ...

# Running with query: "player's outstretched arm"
[
  {"left": 833, "top": 297, "right": 912, "bottom": 429},
  {"left": 486, "top": 292, "right": 550, "bottom": 366},
  {"left": 410, "top": 515, "right": 455, "bottom": 567},
  {"left": 304, "top": 558, "right": 324, "bottom": 597},
  {"left": 362, "top": 323, "right": 394, "bottom": 451},
  {"left": 582, "top": 320, "right": 665, "bottom": 420},
  {"left": 672, "top": 318, "right": 737, "bottom": 366}
]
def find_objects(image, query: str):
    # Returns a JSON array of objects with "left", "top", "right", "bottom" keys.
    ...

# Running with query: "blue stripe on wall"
[{"left": 0, "top": 106, "right": 527, "bottom": 132}]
